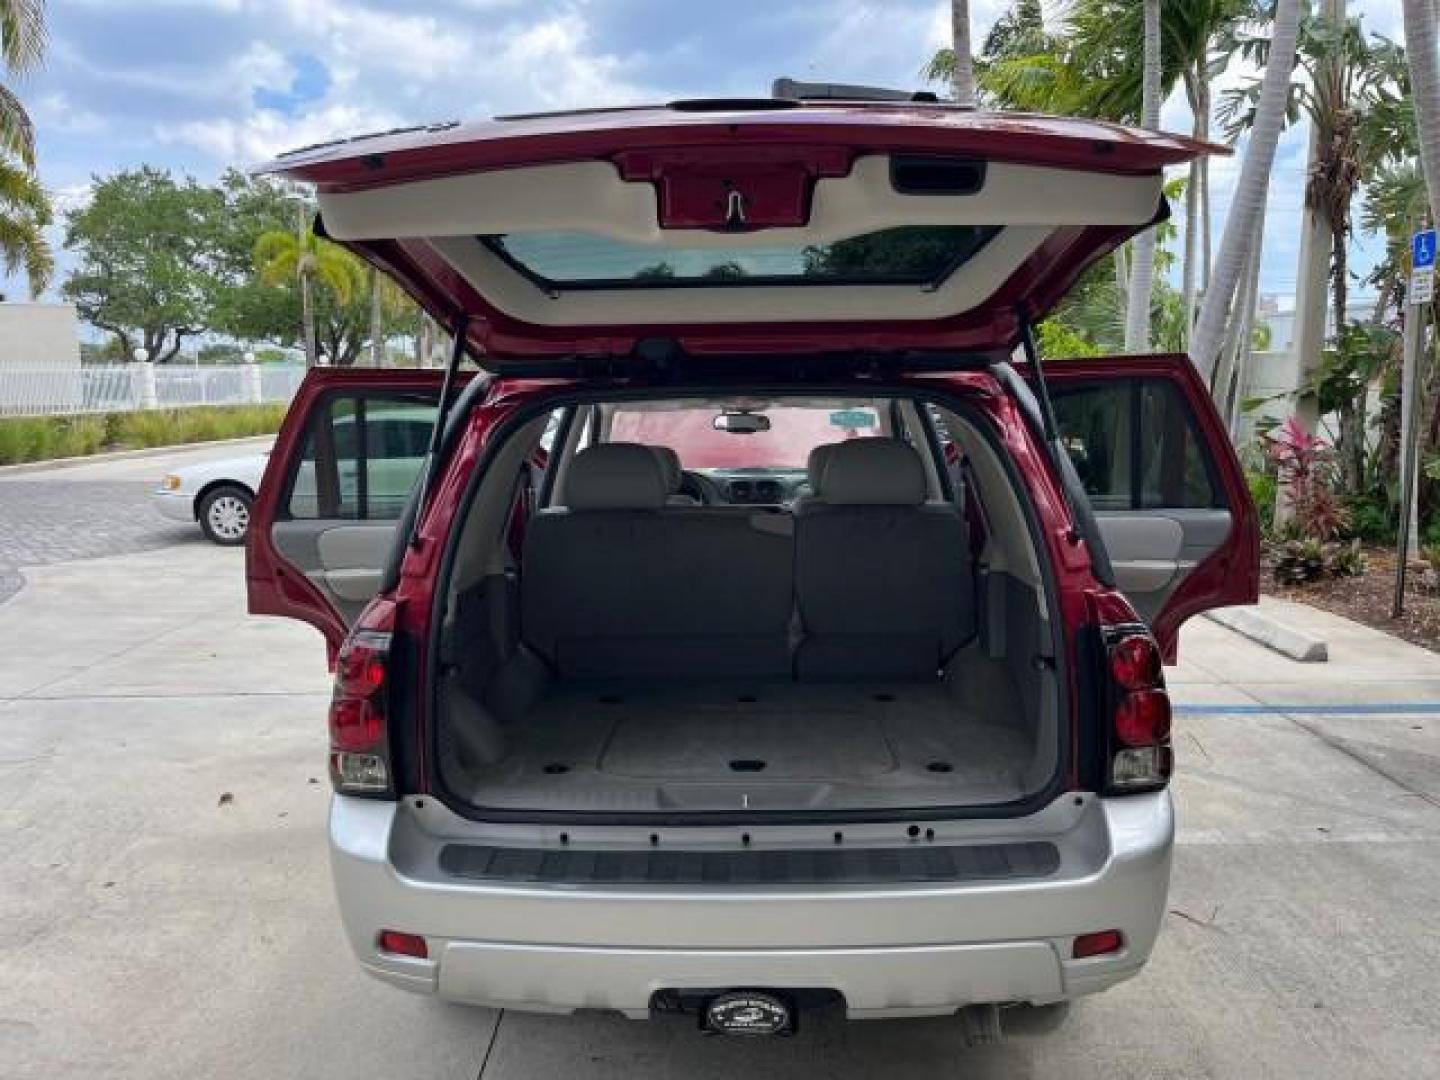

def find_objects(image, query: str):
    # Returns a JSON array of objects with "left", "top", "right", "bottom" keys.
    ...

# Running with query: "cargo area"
[{"left": 433, "top": 395, "right": 1063, "bottom": 819}]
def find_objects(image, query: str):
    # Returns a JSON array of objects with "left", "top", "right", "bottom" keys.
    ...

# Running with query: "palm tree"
[
  {"left": 1402, "top": 0, "right": 1440, "bottom": 228},
  {"left": 0, "top": 0, "right": 50, "bottom": 297},
  {"left": 1191, "top": 0, "right": 1302, "bottom": 382},
  {"left": 1221, "top": 8, "right": 1407, "bottom": 424},
  {"left": 364, "top": 265, "right": 414, "bottom": 367},
  {"left": 1124, "top": 0, "right": 1163, "bottom": 353},
  {"left": 0, "top": 154, "right": 50, "bottom": 293},
  {"left": 929, "top": 0, "right": 1252, "bottom": 347},
  {"left": 950, "top": 0, "right": 976, "bottom": 107},
  {"left": 0, "top": 0, "right": 44, "bottom": 169},
  {"left": 253, "top": 225, "right": 358, "bottom": 367}
]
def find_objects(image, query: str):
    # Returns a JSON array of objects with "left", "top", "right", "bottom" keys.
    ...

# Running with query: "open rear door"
[
  {"left": 246, "top": 369, "right": 443, "bottom": 657},
  {"left": 1045, "top": 355, "right": 1259, "bottom": 661}
]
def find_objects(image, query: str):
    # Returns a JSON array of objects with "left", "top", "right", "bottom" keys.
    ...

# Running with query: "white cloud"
[
  {"left": 155, "top": 101, "right": 400, "bottom": 164},
  {"left": 29, "top": 92, "right": 105, "bottom": 135}
]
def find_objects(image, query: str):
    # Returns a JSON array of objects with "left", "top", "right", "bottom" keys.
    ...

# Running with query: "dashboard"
[{"left": 692, "top": 468, "right": 811, "bottom": 506}]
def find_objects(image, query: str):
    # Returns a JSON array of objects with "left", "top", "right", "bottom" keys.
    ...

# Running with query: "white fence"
[{"left": 0, "top": 363, "right": 306, "bottom": 418}]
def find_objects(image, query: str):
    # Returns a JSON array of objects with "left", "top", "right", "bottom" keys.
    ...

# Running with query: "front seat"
[{"left": 648, "top": 445, "right": 700, "bottom": 506}]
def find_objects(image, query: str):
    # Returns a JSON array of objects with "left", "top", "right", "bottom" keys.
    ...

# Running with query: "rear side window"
[
  {"left": 287, "top": 394, "right": 437, "bottom": 520},
  {"left": 1052, "top": 379, "right": 1220, "bottom": 510}
]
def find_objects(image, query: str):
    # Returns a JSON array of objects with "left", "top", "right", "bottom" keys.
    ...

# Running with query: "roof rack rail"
[{"left": 770, "top": 77, "right": 942, "bottom": 104}]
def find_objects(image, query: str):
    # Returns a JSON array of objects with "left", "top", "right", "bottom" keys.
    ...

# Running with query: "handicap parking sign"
[
  {"left": 1415, "top": 229, "right": 1437, "bottom": 271},
  {"left": 1414, "top": 229, "right": 1437, "bottom": 305}
]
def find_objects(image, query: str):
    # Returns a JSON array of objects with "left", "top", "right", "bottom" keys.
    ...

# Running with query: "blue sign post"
[
  {"left": 1415, "top": 229, "right": 1437, "bottom": 271},
  {"left": 1413, "top": 229, "right": 1436, "bottom": 306}
]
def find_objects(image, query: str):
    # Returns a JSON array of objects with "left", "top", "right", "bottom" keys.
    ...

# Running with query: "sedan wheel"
[{"left": 199, "top": 486, "right": 252, "bottom": 546}]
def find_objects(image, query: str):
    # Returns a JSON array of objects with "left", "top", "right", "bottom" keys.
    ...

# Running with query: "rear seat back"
[
  {"left": 795, "top": 438, "right": 972, "bottom": 681},
  {"left": 522, "top": 443, "right": 794, "bottom": 679}
]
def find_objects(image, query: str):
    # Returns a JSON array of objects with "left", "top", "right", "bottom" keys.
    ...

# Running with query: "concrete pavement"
[
  {"left": 2, "top": 451, "right": 1439, "bottom": 1078},
  {"left": 0, "top": 438, "right": 273, "bottom": 603}
]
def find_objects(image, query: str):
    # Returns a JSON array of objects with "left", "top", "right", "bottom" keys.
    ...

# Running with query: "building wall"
[
  {"left": 0, "top": 303, "right": 84, "bottom": 415},
  {"left": 0, "top": 303, "right": 83, "bottom": 368}
]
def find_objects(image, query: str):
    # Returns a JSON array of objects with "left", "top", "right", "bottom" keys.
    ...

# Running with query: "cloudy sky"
[{"left": 10, "top": 0, "right": 1408, "bottom": 306}]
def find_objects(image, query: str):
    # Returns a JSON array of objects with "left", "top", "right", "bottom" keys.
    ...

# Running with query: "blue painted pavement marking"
[{"left": 1177, "top": 703, "right": 1440, "bottom": 716}]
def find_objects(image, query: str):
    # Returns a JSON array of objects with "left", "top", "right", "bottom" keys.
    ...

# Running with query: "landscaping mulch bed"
[{"left": 1268, "top": 546, "right": 1440, "bottom": 653}]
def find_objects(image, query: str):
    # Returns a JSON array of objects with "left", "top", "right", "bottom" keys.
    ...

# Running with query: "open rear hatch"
[{"left": 256, "top": 101, "right": 1218, "bottom": 362}]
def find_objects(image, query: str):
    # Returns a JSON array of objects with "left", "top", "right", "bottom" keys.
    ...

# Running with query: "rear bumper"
[{"left": 329, "top": 791, "right": 1172, "bottom": 1020}]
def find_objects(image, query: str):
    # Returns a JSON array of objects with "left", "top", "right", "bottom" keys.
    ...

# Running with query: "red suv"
[{"left": 246, "top": 99, "right": 1257, "bottom": 1042}]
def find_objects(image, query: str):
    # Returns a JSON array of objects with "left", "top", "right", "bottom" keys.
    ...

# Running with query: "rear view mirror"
[{"left": 713, "top": 411, "right": 771, "bottom": 435}]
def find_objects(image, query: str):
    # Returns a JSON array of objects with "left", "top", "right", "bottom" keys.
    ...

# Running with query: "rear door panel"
[
  {"left": 1044, "top": 355, "right": 1259, "bottom": 659},
  {"left": 247, "top": 370, "right": 444, "bottom": 656}
]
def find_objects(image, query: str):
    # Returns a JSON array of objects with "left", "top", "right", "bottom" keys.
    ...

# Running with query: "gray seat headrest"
[
  {"left": 817, "top": 438, "right": 927, "bottom": 506},
  {"left": 566, "top": 443, "right": 669, "bottom": 510},
  {"left": 649, "top": 446, "right": 684, "bottom": 494},
  {"left": 806, "top": 442, "right": 842, "bottom": 497}
]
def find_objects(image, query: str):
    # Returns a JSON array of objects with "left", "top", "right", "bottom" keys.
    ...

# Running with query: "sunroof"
[{"left": 480, "top": 225, "right": 1000, "bottom": 290}]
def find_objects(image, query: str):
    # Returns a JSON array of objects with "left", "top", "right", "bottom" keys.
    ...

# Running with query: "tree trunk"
[
  {"left": 300, "top": 272, "right": 318, "bottom": 367},
  {"left": 1191, "top": 0, "right": 1301, "bottom": 383},
  {"left": 1113, "top": 245, "right": 1130, "bottom": 331},
  {"left": 1330, "top": 222, "right": 1349, "bottom": 337},
  {"left": 1290, "top": 0, "right": 1347, "bottom": 435},
  {"left": 950, "top": 0, "right": 977, "bottom": 107},
  {"left": 1198, "top": 77, "right": 1212, "bottom": 293},
  {"left": 368, "top": 268, "right": 384, "bottom": 368},
  {"left": 1214, "top": 207, "right": 1266, "bottom": 433},
  {"left": 1403, "top": 0, "right": 1440, "bottom": 229},
  {"left": 1182, "top": 68, "right": 1202, "bottom": 343},
  {"left": 1288, "top": 186, "right": 1333, "bottom": 432},
  {"left": 1124, "top": 0, "right": 1163, "bottom": 353}
]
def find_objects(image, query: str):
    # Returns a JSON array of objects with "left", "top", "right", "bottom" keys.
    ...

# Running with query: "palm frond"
[
  {"left": 253, "top": 229, "right": 300, "bottom": 285},
  {"left": 0, "top": 81, "right": 35, "bottom": 166},
  {"left": 0, "top": 0, "right": 45, "bottom": 74},
  {"left": 0, "top": 209, "right": 50, "bottom": 295}
]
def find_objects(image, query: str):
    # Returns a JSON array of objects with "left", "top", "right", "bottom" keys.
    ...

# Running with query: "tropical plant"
[
  {"left": 1191, "top": 0, "right": 1301, "bottom": 384},
  {"left": 928, "top": 0, "right": 1253, "bottom": 350},
  {"left": 253, "top": 222, "right": 360, "bottom": 367},
  {"left": 0, "top": 0, "right": 44, "bottom": 168},
  {"left": 1401, "top": 0, "right": 1440, "bottom": 228},
  {"left": 1269, "top": 536, "right": 1365, "bottom": 585},
  {"left": 1223, "top": 13, "right": 1406, "bottom": 343},
  {"left": 0, "top": 154, "right": 50, "bottom": 294},
  {"left": 1264, "top": 415, "right": 1350, "bottom": 541},
  {"left": 1308, "top": 321, "right": 1401, "bottom": 491},
  {"left": 0, "top": 0, "right": 50, "bottom": 296}
]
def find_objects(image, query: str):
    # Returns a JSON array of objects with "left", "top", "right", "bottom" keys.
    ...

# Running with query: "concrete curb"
[
  {"left": 1205, "top": 606, "right": 1329, "bottom": 663},
  {"left": 0, "top": 434, "right": 274, "bottom": 477}
]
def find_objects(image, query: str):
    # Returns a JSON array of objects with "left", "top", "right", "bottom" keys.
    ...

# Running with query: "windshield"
[{"left": 607, "top": 403, "right": 884, "bottom": 469}]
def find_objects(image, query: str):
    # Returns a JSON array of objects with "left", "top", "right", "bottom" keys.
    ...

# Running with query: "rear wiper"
[{"left": 408, "top": 314, "right": 471, "bottom": 550}]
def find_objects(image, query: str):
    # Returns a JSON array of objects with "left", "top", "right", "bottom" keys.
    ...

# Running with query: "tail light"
[
  {"left": 329, "top": 601, "right": 398, "bottom": 797},
  {"left": 1102, "top": 627, "right": 1172, "bottom": 793}
]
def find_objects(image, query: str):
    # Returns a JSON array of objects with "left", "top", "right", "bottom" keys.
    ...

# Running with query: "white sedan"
[{"left": 153, "top": 452, "right": 268, "bottom": 545}]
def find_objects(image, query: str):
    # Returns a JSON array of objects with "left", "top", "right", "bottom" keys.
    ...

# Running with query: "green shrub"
[
  {"left": 1245, "top": 468, "right": 1276, "bottom": 535},
  {"left": 1345, "top": 492, "right": 1396, "bottom": 544},
  {"left": 0, "top": 404, "right": 287, "bottom": 465},
  {"left": 1270, "top": 537, "right": 1367, "bottom": 585}
]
